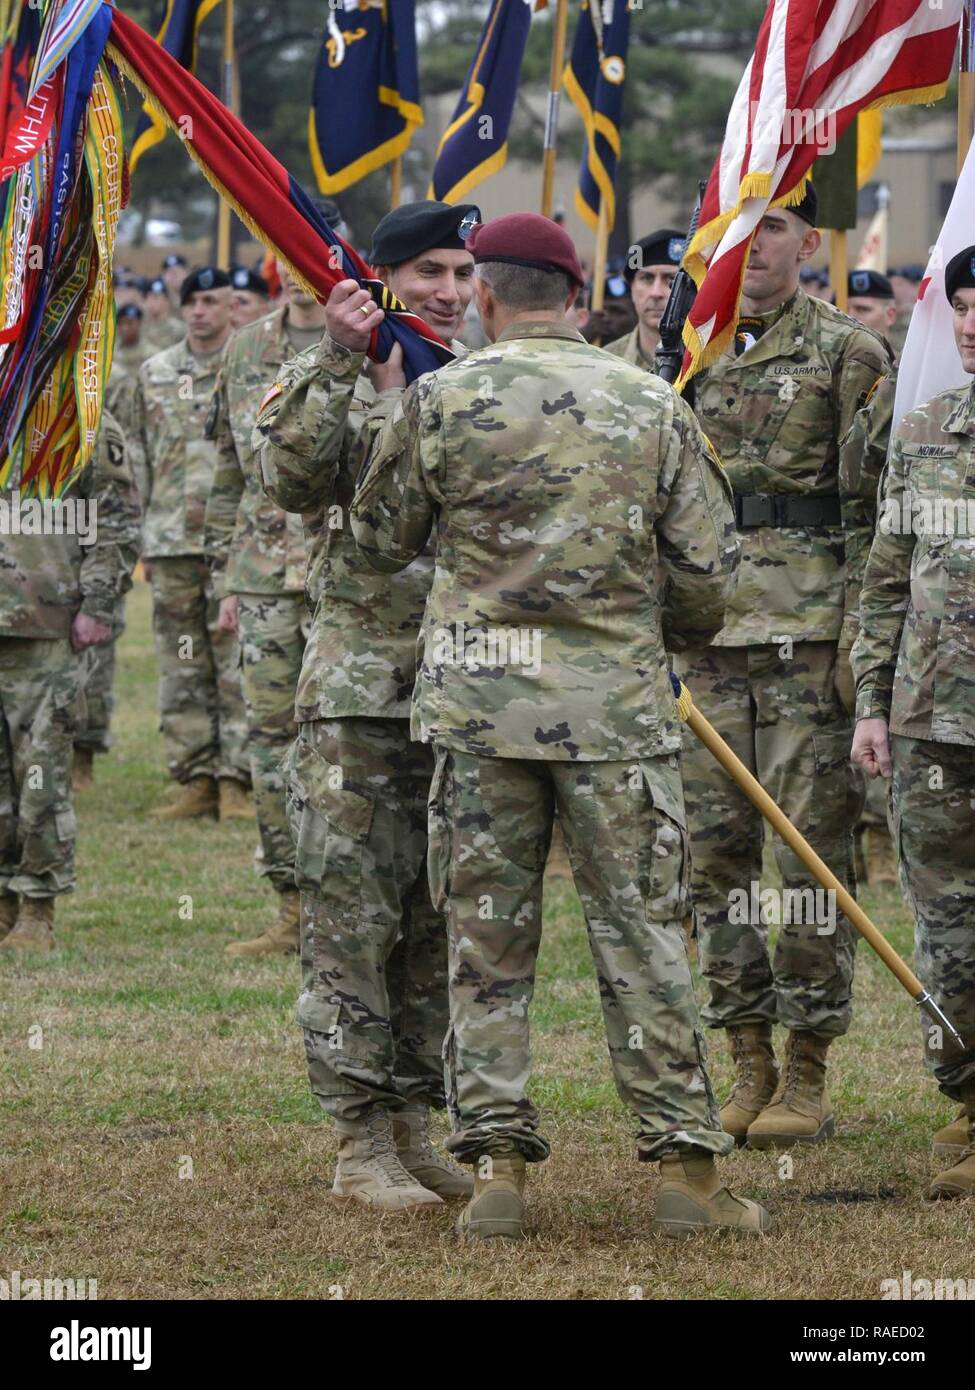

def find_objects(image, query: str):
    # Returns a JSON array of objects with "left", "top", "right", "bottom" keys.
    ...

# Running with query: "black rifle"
[{"left": 655, "top": 181, "right": 707, "bottom": 402}]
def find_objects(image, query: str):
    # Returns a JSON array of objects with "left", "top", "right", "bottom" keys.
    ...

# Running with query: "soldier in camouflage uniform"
[
  {"left": 0, "top": 412, "right": 141, "bottom": 953},
  {"left": 72, "top": 305, "right": 154, "bottom": 794},
  {"left": 257, "top": 202, "right": 481, "bottom": 1212},
  {"left": 144, "top": 264, "right": 186, "bottom": 352},
  {"left": 352, "top": 213, "right": 769, "bottom": 1242},
  {"left": 205, "top": 265, "right": 323, "bottom": 957},
  {"left": 852, "top": 246, "right": 975, "bottom": 1201},
  {"left": 135, "top": 267, "right": 251, "bottom": 821},
  {"left": 840, "top": 270, "right": 900, "bottom": 887},
  {"left": 676, "top": 186, "right": 891, "bottom": 1150},
  {"left": 605, "top": 228, "right": 685, "bottom": 368}
]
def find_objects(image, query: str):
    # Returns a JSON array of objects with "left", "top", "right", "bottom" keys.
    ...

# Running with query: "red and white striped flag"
[
  {"left": 679, "top": 0, "right": 963, "bottom": 390},
  {"left": 893, "top": 138, "right": 975, "bottom": 429}
]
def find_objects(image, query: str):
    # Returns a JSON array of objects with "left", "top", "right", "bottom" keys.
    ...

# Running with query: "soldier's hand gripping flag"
[
  {"left": 128, "top": 0, "right": 223, "bottom": 175},
  {"left": 429, "top": 0, "right": 546, "bottom": 204},
  {"left": 309, "top": 0, "right": 422, "bottom": 194},
  {"left": 564, "top": 0, "right": 633, "bottom": 233},
  {"left": 677, "top": 0, "right": 963, "bottom": 390}
]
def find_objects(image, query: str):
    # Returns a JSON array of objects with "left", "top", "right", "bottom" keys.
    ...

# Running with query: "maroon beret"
[{"left": 468, "top": 213, "right": 585, "bottom": 288}]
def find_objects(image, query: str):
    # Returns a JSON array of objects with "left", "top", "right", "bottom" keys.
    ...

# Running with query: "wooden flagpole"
[
  {"left": 391, "top": 156, "right": 402, "bottom": 210},
  {"left": 959, "top": 0, "right": 975, "bottom": 174},
  {"left": 541, "top": 0, "right": 570, "bottom": 217},
  {"left": 216, "top": 0, "right": 237, "bottom": 268}
]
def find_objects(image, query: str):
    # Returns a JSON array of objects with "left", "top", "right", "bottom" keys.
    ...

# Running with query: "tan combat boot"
[
  {"left": 392, "top": 1106, "right": 474, "bottom": 1199},
  {"left": 746, "top": 1030, "right": 833, "bottom": 1148},
  {"left": 225, "top": 889, "right": 300, "bottom": 959},
  {"left": 331, "top": 1108, "right": 444, "bottom": 1212},
  {"left": 929, "top": 1094, "right": 975, "bottom": 1199},
  {"left": 864, "top": 827, "right": 898, "bottom": 887},
  {"left": 654, "top": 1153, "right": 771, "bottom": 1237},
  {"left": 456, "top": 1151, "right": 526, "bottom": 1241},
  {"left": 148, "top": 776, "right": 218, "bottom": 820},
  {"left": 933, "top": 1109, "right": 970, "bottom": 1161},
  {"left": 720, "top": 1023, "right": 779, "bottom": 1145},
  {"left": 0, "top": 897, "right": 55, "bottom": 953},
  {"left": 218, "top": 779, "right": 252, "bottom": 821},
  {"left": 72, "top": 746, "right": 95, "bottom": 793},
  {"left": 0, "top": 893, "right": 19, "bottom": 941}
]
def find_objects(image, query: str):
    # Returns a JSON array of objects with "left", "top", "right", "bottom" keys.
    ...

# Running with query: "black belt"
[{"left": 733, "top": 493, "right": 842, "bottom": 529}]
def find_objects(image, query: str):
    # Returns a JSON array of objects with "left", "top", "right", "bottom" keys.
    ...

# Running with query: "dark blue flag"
[
  {"left": 564, "top": 0, "right": 632, "bottom": 231},
  {"left": 429, "top": 0, "right": 541, "bottom": 204},
  {"left": 309, "top": 0, "right": 422, "bottom": 193},
  {"left": 129, "top": 0, "right": 222, "bottom": 174}
]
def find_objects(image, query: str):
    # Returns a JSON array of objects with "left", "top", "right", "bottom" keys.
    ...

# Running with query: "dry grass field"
[{"left": 1, "top": 580, "right": 972, "bottom": 1301}]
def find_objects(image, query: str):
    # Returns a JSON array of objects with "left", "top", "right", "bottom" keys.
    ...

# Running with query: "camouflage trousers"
[
  {"left": 285, "top": 716, "right": 448, "bottom": 1122},
  {"left": 149, "top": 556, "right": 249, "bottom": 785},
  {"left": 677, "top": 642, "right": 862, "bottom": 1038},
  {"left": 429, "top": 747, "right": 732, "bottom": 1165},
  {"left": 892, "top": 735, "right": 975, "bottom": 1100},
  {"left": 237, "top": 593, "right": 309, "bottom": 893},
  {"left": 0, "top": 637, "right": 84, "bottom": 898}
]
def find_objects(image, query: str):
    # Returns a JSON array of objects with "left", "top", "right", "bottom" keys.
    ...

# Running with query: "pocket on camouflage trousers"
[{"left": 286, "top": 733, "right": 374, "bottom": 909}]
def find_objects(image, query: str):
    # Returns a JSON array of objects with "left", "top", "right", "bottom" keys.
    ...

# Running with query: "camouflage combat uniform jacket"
[
  {"left": 106, "top": 339, "right": 154, "bottom": 504},
  {"left": 134, "top": 337, "right": 225, "bottom": 559},
  {"left": 351, "top": 321, "right": 739, "bottom": 761},
  {"left": 0, "top": 412, "right": 142, "bottom": 638},
  {"left": 693, "top": 289, "right": 891, "bottom": 647},
  {"left": 256, "top": 330, "right": 463, "bottom": 723},
  {"left": 852, "top": 381, "right": 975, "bottom": 746},
  {"left": 605, "top": 325, "right": 656, "bottom": 370},
  {"left": 204, "top": 307, "right": 308, "bottom": 600}
]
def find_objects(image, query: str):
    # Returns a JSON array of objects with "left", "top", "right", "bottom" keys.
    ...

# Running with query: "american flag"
[{"left": 678, "top": 0, "right": 964, "bottom": 390}]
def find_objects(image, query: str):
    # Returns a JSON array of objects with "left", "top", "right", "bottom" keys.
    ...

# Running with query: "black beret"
[
  {"left": 624, "top": 229, "right": 685, "bottom": 284},
  {"left": 945, "top": 245, "right": 975, "bottom": 303},
  {"left": 118, "top": 304, "right": 144, "bottom": 320},
  {"left": 162, "top": 253, "right": 187, "bottom": 270},
  {"left": 888, "top": 263, "right": 925, "bottom": 282},
  {"left": 148, "top": 278, "right": 167, "bottom": 296},
  {"left": 847, "top": 268, "right": 894, "bottom": 300},
  {"left": 230, "top": 266, "right": 269, "bottom": 296},
  {"left": 370, "top": 201, "right": 480, "bottom": 267},
  {"left": 179, "top": 266, "right": 232, "bottom": 304},
  {"left": 789, "top": 182, "right": 819, "bottom": 227}
]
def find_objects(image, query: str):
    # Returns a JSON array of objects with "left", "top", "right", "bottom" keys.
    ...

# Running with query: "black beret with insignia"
[
  {"left": 624, "top": 229, "right": 685, "bottom": 284},
  {"left": 847, "top": 269, "right": 894, "bottom": 300},
  {"left": 162, "top": 253, "right": 187, "bottom": 270},
  {"left": 370, "top": 201, "right": 480, "bottom": 268},
  {"left": 117, "top": 304, "right": 144, "bottom": 320},
  {"left": 230, "top": 266, "right": 269, "bottom": 296},
  {"left": 180, "top": 266, "right": 232, "bottom": 304},
  {"left": 944, "top": 245, "right": 975, "bottom": 303}
]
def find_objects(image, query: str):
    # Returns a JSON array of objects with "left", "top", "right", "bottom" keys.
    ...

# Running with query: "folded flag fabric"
[
  {"left": 309, "top": 0, "right": 422, "bottom": 195},
  {"left": 0, "top": 1, "right": 453, "bottom": 496},
  {"left": 129, "top": 0, "right": 222, "bottom": 175}
]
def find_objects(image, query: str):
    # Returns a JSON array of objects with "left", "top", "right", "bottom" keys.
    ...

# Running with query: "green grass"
[{"left": 0, "top": 580, "right": 970, "bottom": 1301}]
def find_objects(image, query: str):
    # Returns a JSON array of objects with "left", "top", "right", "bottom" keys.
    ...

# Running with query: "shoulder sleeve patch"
[{"left": 258, "top": 382, "right": 283, "bottom": 417}]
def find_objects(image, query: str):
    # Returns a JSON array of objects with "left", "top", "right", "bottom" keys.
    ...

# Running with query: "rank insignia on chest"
[{"left": 777, "top": 376, "right": 799, "bottom": 403}]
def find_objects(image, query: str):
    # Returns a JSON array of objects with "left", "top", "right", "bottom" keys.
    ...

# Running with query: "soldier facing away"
[
  {"left": 852, "top": 245, "right": 975, "bottom": 1201},
  {"left": 351, "top": 212, "right": 769, "bottom": 1242},
  {"left": 134, "top": 267, "right": 252, "bottom": 821},
  {"left": 676, "top": 184, "right": 891, "bottom": 1150},
  {"left": 257, "top": 201, "right": 480, "bottom": 1213},
  {"left": 205, "top": 262, "right": 322, "bottom": 958},
  {"left": 0, "top": 413, "right": 142, "bottom": 953}
]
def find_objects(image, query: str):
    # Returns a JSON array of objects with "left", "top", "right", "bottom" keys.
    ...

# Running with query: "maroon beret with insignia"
[{"left": 468, "top": 213, "right": 585, "bottom": 288}]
